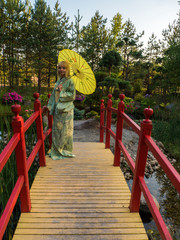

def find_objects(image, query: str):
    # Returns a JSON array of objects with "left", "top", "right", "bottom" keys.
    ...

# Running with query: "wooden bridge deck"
[{"left": 13, "top": 142, "right": 148, "bottom": 240}]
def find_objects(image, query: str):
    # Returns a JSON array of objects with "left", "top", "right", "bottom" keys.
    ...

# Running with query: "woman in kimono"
[{"left": 47, "top": 61, "right": 76, "bottom": 160}]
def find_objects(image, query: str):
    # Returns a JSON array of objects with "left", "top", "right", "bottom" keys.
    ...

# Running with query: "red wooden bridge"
[{"left": 0, "top": 93, "right": 179, "bottom": 240}]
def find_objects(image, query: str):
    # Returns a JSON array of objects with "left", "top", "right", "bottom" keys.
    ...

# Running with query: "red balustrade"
[
  {"left": 100, "top": 93, "right": 180, "bottom": 240},
  {"left": 0, "top": 93, "right": 52, "bottom": 240},
  {"left": 105, "top": 94, "right": 112, "bottom": 148}
]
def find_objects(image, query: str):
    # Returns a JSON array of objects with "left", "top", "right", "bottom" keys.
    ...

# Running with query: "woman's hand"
[
  {"left": 57, "top": 84, "right": 63, "bottom": 92},
  {"left": 42, "top": 106, "right": 48, "bottom": 113}
]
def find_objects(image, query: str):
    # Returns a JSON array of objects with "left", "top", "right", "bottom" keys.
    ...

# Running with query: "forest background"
[{"left": 0, "top": 0, "right": 180, "bottom": 159}]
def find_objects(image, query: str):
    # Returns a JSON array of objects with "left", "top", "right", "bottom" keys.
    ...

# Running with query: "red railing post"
[
  {"left": 11, "top": 103, "right": 31, "bottom": 212},
  {"left": 105, "top": 94, "right": 112, "bottom": 149},
  {"left": 130, "top": 107, "right": 153, "bottom": 212},
  {"left": 100, "top": 99, "right": 105, "bottom": 143},
  {"left": 34, "top": 93, "right": 46, "bottom": 166},
  {"left": 48, "top": 94, "right": 53, "bottom": 149},
  {"left": 114, "top": 94, "right": 125, "bottom": 166}
]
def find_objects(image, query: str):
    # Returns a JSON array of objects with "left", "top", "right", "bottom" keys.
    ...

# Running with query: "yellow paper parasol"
[{"left": 58, "top": 49, "right": 96, "bottom": 95}]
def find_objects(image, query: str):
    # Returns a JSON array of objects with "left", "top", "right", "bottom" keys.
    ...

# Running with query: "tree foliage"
[
  {"left": 0, "top": 0, "right": 179, "bottom": 97},
  {"left": 100, "top": 50, "right": 122, "bottom": 76}
]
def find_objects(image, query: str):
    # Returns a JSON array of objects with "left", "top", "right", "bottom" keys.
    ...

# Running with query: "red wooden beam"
[
  {"left": 34, "top": 93, "right": 46, "bottom": 167},
  {"left": 100, "top": 95, "right": 179, "bottom": 239},
  {"left": 118, "top": 139, "right": 135, "bottom": 173},
  {"left": 108, "top": 128, "right": 116, "bottom": 139},
  {"left": 24, "top": 111, "right": 39, "bottom": 133},
  {"left": 48, "top": 94, "right": 53, "bottom": 148},
  {"left": 105, "top": 94, "right": 112, "bottom": 148},
  {"left": 145, "top": 136, "right": 180, "bottom": 193},
  {"left": 43, "top": 128, "right": 52, "bottom": 141},
  {"left": 129, "top": 107, "right": 153, "bottom": 212},
  {"left": 27, "top": 139, "right": 42, "bottom": 171},
  {"left": 11, "top": 103, "right": 31, "bottom": 212},
  {"left": 139, "top": 176, "right": 172, "bottom": 240},
  {"left": 114, "top": 94, "right": 125, "bottom": 166},
  {"left": 110, "top": 107, "right": 118, "bottom": 114},
  {"left": 0, "top": 176, "right": 24, "bottom": 240},
  {"left": 100, "top": 99, "right": 105, "bottom": 142},
  {"left": 120, "top": 111, "right": 141, "bottom": 135},
  {"left": 0, "top": 133, "right": 20, "bottom": 172}
]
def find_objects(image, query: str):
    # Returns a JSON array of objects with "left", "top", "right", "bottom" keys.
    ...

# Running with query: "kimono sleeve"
[
  {"left": 47, "top": 81, "right": 60, "bottom": 114},
  {"left": 59, "top": 79, "right": 76, "bottom": 102}
]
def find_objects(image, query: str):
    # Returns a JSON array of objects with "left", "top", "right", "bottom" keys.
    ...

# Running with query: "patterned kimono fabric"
[{"left": 47, "top": 77, "right": 76, "bottom": 160}]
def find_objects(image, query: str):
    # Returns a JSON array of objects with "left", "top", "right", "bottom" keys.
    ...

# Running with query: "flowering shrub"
[
  {"left": 2, "top": 92, "right": 23, "bottom": 104},
  {"left": 24, "top": 109, "right": 34, "bottom": 118},
  {"left": 124, "top": 97, "right": 137, "bottom": 114},
  {"left": 40, "top": 92, "right": 48, "bottom": 102},
  {"left": 75, "top": 94, "right": 85, "bottom": 101}
]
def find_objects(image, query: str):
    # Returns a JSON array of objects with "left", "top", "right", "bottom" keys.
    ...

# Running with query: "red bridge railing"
[
  {"left": 0, "top": 93, "right": 52, "bottom": 240},
  {"left": 100, "top": 94, "right": 180, "bottom": 240}
]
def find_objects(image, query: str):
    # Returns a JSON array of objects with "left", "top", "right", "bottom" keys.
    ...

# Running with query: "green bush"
[
  {"left": 140, "top": 97, "right": 157, "bottom": 109},
  {"left": 152, "top": 119, "right": 180, "bottom": 160},
  {"left": 74, "top": 107, "right": 85, "bottom": 120},
  {"left": 86, "top": 110, "right": 98, "bottom": 119},
  {"left": 95, "top": 71, "right": 108, "bottom": 86},
  {"left": 99, "top": 76, "right": 119, "bottom": 88},
  {"left": 40, "top": 92, "right": 48, "bottom": 103},
  {"left": 134, "top": 93, "right": 144, "bottom": 101},
  {"left": 117, "top": 79, "right": 132, "bottom": 90},
  {"left": 83, "top": 88, "right": 104, "bottom": 112},
  {"left": 133, "top": 82, "right": 142, "bottom": 94}
]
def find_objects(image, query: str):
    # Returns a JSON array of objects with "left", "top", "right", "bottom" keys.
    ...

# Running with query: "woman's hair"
[{"left": 57, "top": 61, "right": 70, "bottom": 78}]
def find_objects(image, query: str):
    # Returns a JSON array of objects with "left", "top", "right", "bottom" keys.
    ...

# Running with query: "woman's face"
[{"left": 57, "top": 64, "right": 67, "bottom": 78}]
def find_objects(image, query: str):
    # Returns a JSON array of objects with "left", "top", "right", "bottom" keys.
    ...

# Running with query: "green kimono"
[{"left": 47, "top": 77, "right": 76, "bottom": 160}]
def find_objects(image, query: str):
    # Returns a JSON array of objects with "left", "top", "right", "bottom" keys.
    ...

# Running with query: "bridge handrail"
[
  {"left": 0, "top": 133, "right": 20, "bottom": 172},
  {"left": 145, "top": 136, "right": 180, "bottom": 192},
  {"left": 0, "top": 93, "right": 52, "bottom": 240},
  {"left": 100, "top": 93, "right": 180, "bottom": 240}
]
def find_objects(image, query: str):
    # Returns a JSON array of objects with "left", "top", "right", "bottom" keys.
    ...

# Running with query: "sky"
[{"left": 30, "top": 0, "right": 179, "bottom": 46}]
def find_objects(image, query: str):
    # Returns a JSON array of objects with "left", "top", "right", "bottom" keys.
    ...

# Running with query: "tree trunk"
[
  {"left": 48, "top": 62, "right": 51, "bottom": 87},
  {"left": 38, "top": 69, "right": 41, "bottom": 94},
  {"left": 109, "top": 66, "right": 111, "bottom": 76}
]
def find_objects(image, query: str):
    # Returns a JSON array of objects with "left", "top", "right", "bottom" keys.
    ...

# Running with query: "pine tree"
[
  {"left": 108, "top": 13, "right": 124, "bottom": 50},
  {"left": 29, "top": 0, "right": 51, "bottom": 93},
  {"left": 144, "top": 34, "right": 161, "bottom": 94},
  {"left": 81, "top": 11, "right": 108, "bottom": 71},
  {"left": 20, "top": 0, "right": 32, "bottom": 86},
  {"left": 2, "top": 0, "right": 25, "bottom": 87},
  {"left": 117, "top": 19, "right": 144, "bottom": 82},
  {"left": 70, "top": 9, "right": 83, "bottom": 53},
  {"left": 53, "top": 0, "right": 71, "bottom": 82}
]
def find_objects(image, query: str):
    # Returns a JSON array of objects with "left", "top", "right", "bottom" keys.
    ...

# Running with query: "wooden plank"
[
  {"left": 30, "top": 189, "right": 130, "bottom": 193},
  {"left": 30, "top": 203, "right": 130, "bottom": 208},
  {"left": 12, "top": 142, "right": 148, "bottom": 240},
  {"left": 31, "top": 199, "right": 130, "bottom": 204},
  {"left": 17, "top": 212, "right": 139, "bottom": 218},
  {"left": 30, "top": 193, "right": 131, "bottom": 196},
  {"left": 30, "top": 196, "right": 131, "bottom": 200},
  {"left": 14, "top": 228, "right": 147, "bottom": 234},
  {"left": 13, "top": 234, "right": 148, "bottom": 240},
  {"left": 30, "top": 208, "right": 130, "bottom": 213},
  {"left": 18, "top": 217, "right": 142, "bottom": 223},
  {"left": 31, "top": 185, "right": 129, "bottom": 189},
  {"left": 16, "top": 222, "right": 145, "bottom": 229}
]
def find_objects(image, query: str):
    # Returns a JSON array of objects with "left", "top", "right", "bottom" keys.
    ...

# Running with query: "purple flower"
[
  {"left": 75, "top": 94, "right": 85, "bottom": 101},
  {"left": 2, "top": 92, "right": 23, "bottom": 104}
]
